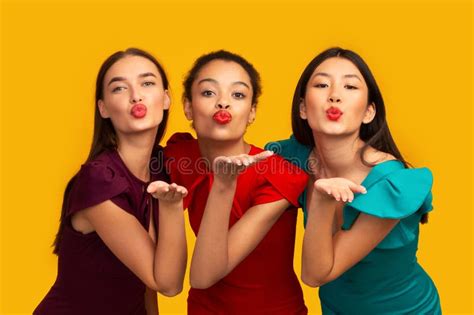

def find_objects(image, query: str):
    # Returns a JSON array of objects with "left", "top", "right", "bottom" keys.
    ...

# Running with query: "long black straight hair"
[
  {"left": 292, "top": 47, "right": 427, "bottom": 223},
  {"left": 52, "top": 48, "right": 170, "bottom": 254},
  {"left": 292, "top": 47, "right": 406, "bottom": 166}
]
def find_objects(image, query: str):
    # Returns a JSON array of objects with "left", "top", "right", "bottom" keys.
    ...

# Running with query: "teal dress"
[{"left": 265, "top": 136, "right": 441, "bottom": 315}]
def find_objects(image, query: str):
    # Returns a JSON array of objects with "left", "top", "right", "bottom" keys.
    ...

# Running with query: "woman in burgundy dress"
[
  {"left": 164, "top": 50, "right": 308, "bottom": 314},
  {"left": 34, "top": 48, "right": 187, "bottom": 315}
]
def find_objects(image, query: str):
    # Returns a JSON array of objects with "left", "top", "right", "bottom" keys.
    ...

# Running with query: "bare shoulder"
[{"left": 363, "top": 147, "right": 397, "bottom": 165}]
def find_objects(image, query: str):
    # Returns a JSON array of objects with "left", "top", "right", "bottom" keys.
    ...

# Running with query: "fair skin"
[
  {"left": 70, "top": 56, "right": 187, "bottom": 314},
  {"left": 183, "top": 60, "right": 289, "bottom": 289},
  {"left": 299, "top": 57, "right": 399, "bottom": 287}
]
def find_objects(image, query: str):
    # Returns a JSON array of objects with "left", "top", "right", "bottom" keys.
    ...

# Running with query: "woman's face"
[
  {"left": 98, "top": 55, "right": 170, "bottom": 136},
  {"left": 184, "top": 59, "right": 256, "bottom": 142},
  {"left": 301, "top": 57, "right": 375, "bottom": 138}
]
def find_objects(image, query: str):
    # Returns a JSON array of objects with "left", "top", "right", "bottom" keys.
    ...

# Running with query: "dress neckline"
[{"left": 110, "top": 149, "right": 149, "bottom": 185}]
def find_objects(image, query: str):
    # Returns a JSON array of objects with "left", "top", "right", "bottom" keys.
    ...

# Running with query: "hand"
[
  {"left": 147, "top": 181, "right": 188, "bottom": 204},
  {"left": 313, "top": 178, "right": 367, "bottom": 203},
  {"left": 212, "top": 151, "right": 274, "bottom": 182}
]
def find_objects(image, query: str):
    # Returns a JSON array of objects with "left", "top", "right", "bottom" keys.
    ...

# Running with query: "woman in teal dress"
[{"left": 266, "top": 47, "right": 441, "bottom": 314}]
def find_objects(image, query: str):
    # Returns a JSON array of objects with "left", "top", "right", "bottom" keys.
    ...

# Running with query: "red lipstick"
[
  {"left": 326, "top": 106, "right": 343, "bottom": 121},
  {"left": 212, "top": 110, "right": 232, "bottom": 125},
  {"left": 131, "top": 104, "right": 147, "bottom": 119}
]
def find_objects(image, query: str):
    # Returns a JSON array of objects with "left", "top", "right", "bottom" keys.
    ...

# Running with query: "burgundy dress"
[
  {"left": 165, "top": 133, "right": 309, "bottom": 315},
  {"left": 34, "top": 148, "right": 167, "bottom": 315}
]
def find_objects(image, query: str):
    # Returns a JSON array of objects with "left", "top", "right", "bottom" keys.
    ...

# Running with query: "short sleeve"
[
  {"left": 164, "top": 132, "right": 200, "bottom": 186},
  {"left": 343, "top": 167, "right": 434, "bottom": 249},
  {"left": 67, "top": 160, "right": 130, "bottom": 216},
  {"left": 164, "top": 132, "right": 206, "bottom": 210},
  {"left": 251, "top": 155, "right": 308, "bottom": 207}
]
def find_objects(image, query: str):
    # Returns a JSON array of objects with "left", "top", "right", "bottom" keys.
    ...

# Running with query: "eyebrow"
[
  {"left": 107, "top": 72, "right": 157, "bottom": 86},
  {"left": 312, "top": 72, "right": 362, "bottom": 82},
  {"left": 198, "top": 78, "right": 250, "bottom": 89}
]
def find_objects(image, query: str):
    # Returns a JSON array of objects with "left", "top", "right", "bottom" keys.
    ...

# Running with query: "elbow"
[
  {"left": 301, "top": 272, "right": 323, "bottom": 288},
  {"left": 301, "top": 266, "right": 329, "bottom": 288},
  {"left": 157, "top": 285, "right": 183, "bottom": 297},
  {"left": 190, "top": 271, "right": 219, "bottom": 289},
  {"left": 190, "top": 277, "right": 216, "bottom": 290},
  {"left": 150, "top": 278, "right": 183, "bottom": 297}
]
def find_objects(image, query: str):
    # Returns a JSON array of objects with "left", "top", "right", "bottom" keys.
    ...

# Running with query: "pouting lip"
[
  {"left": 131, "top": 103, "right": 147, "bottom": 118},
  {"left": 212, "top": 110, "right": 232, "bottom": 125},
  {"left": 326, "top": 106, "right": 343, "bottom": 115},
  {"left": 326, "top": 106, "right": 343, "bottom": 121}
]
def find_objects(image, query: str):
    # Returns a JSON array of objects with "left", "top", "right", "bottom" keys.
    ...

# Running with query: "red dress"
[{"left": 165, "top": 133, "right": 308, "bottom": 315}]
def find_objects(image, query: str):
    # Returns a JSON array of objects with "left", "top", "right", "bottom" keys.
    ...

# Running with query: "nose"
[
  {"left": 328, "top": 95, "right": 341, "bottom": 103},
  {"left": 130, "top": 88, "right": 143, "bottom": 104},
  {"left": 216, "top": 102, "right": 230, "bottom": 110}
]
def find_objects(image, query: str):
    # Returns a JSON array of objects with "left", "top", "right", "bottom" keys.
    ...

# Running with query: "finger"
[
  {"left": 348, "top": 182, "right": 367, "bottom": 194},
  {"left": 344, "top": 187, "right": 353, "bottom": 202},
  {"left": 240, "top": 156, "right": 250, "bottom": 166},
  {"left": 347, "top": 189, "right": 355, "bottom": 203},
  {"left": 254, "top": 150, "right": 273, "bottom": 161},
  {"left": 231, "top": 157, "right": 243, "bottom": 166},
  {"left": 158, "top": 184, "right": 170, "bottom": 194},
  {"left": 147, "top": 181, "right": 167, "bottom": 193},
  {"left": 147, "top": 181, "right": 161, "bottom": 193},
  {"left": 147, "top": 182, "right": 157, "bottom": 193},
  {"left": 177, "top": 186, "right": 188, "bottom": 196},
  {"left": 168, "top": 183, "right": 180, "bottom": 194},
  {"left": 169, "top": 189, "right": 178, "bottom": 200},
  {"left": 214, "top": 156, "right": 232, "bottom": 168},
  {"left": 236, "top": 154, "right": 255, "bottom": 166},
  {"left": 340, "top": 189, "right": 349, "bottom": 202},
  {"left": 246, "top": 156, "right": 256, "bottom": 165}
]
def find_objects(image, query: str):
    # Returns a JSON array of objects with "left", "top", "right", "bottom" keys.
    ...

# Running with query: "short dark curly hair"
[{"left": 183, "top": 50, "right": 262, "bottom": 106}]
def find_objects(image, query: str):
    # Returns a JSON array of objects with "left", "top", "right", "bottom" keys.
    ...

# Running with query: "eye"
[
  {"left": 112, "top": 86, "right": 126, "bottom": 93},
  {"left": 201, "top": 90, "right": 215, "bottom": 97},
  {"left": 314, "top": 83, "right": 328, "bottom": 88},
  {"left": 233, "top": 92, "right": 246, "bottom": 99},
  {"left": 345, "top": 85, "right": 358, "bottom": 90},
  {"left": 143, "top": 81, "right": 156, "bottom": 87}
]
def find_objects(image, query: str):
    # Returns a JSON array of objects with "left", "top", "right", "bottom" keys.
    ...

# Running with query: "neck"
[
  {"left": 197, "top": 137, "right": 250, "bottom": 166},
  {"left": 312, "top": 131, "right": 368, "bottom": 179},
  {"left": 116, "top": 128, "right": 157, "bottom": 182}
]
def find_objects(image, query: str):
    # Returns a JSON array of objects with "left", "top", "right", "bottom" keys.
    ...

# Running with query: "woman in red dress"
[
  {"left": 34, "top": 48, "right": 187, "bottom": 315},
  {"left": 164, "top": 50, "right": 308, "bottom": 314}
]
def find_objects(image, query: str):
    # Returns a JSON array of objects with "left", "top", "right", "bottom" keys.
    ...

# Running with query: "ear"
[
  {"left": 248, "top": 105, "right": 256, "bottom": 125},
  {"left": 163, "top": 90, "right": 171, "bottom": 110},
  {"left": 97, "top": 99, "right": 110, "bottom": 118},
  {"left": 362, "top": 102, "right": 376, "bottom": 124},
  {"left": 299, "top": 98, "right": 307, "bottom": 120},
  {"left": 183, "top": 98, "right": 193, "bottom": 121}
]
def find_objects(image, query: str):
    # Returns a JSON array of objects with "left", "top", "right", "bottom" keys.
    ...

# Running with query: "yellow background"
[{"left": 1, "top": 0, "right": 472, "bottom": 314}]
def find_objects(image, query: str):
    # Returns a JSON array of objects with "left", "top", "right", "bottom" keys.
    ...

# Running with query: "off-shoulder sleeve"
[
  {"left": 251, "top": 155, "right": 308, "bottom": 207},
  {"left": 343, "top": 167, "right": 434, "bottom": 249},
  {"left": 67, "top": 160, "right": 131, "bottom": 216},
  {"left": 264, "top": 135, "right": 311, "bottom": 172}
]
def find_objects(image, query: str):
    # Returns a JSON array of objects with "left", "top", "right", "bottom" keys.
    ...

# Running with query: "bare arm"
[
  {"left": 81, "top": 182, "right": 187, "bottom": 296},
  {"left": 190, "top": 151, "right": 287, "bottom": 289},
  {"left": 144, "top": 209, "right": 158, "bottom": 314},
  {"left": 301, "top": 178, "right": 398, "bottom": 287},
  {"left": 144, "top": 287, "right": 158, "bottom": 315}
]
